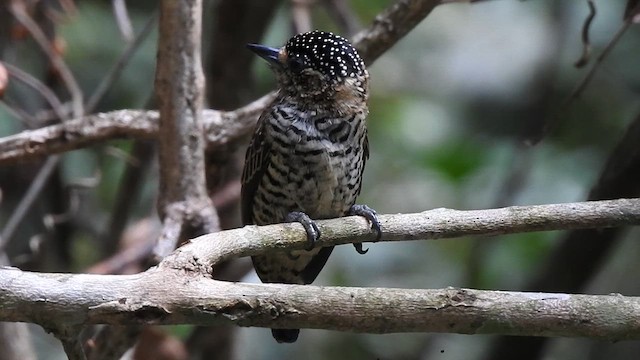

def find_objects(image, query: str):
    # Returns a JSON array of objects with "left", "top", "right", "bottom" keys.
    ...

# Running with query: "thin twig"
[
  {"left": 0, "top": 94, "right": 274, "bottom": 165},
  {"left": 111, "top": 0, "right": 134, "bottom": 42},
  {"left": 3, "top": 62, "right": 67, "bottom": 120},
  {"left": 541, "top": 16, "right": 633, "bottom": 143},
  {"left": 0, "top": 98, "right": 39, "bottom": 127},
  {"left": 85, "top": 13, "right": 157, "bottom": 113},
  {"left": 574, "top": 0, "right": 596, "bottom": 68},
  {"left": 564, "top": 20, "right": 632, "bottom": 107},
  {"left": 9, "top": 1, "right": 84, "bottom": 118},
  {"left": 0, "top": 155, "right": 60, "bottom": 251},
  {"left": 102, "top": 142, "right": 154, "bottom": 255}
]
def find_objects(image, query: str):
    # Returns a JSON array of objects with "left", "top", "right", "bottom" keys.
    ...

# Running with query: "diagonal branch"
[{"left": 0, "top": 199, "right": 639, "bottom": 339}]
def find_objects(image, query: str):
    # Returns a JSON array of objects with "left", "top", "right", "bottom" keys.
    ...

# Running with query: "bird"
[{"left": 242, "top": 30, "right": 381, "bottom": 343}]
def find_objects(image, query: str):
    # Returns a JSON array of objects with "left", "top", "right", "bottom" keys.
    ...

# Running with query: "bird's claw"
[
  {"left": 286, "top": 211, "right": 320, "bottom": 250},
  {"left": 348, "top": 204, "right": 382, "bottom": 255},
  {"left": 353, "top": 242, "right": 368, "bottom": 255}
]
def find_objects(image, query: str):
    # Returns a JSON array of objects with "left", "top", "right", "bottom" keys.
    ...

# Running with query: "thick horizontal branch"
[
  {"left": 1, "top": 267, "right": 639, "bottom": 340},
  {"left": 0, "top": 199, "right": 638, "bottom": 339}
]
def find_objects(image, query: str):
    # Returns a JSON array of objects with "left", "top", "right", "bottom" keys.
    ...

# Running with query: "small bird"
[{"left": 242, "top": 30, "right": 381, "bottom": 343}]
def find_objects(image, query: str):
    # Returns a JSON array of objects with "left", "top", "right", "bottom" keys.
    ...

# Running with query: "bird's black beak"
[{"left": 246, "top": 43, "right": 281, "bottom": 66}]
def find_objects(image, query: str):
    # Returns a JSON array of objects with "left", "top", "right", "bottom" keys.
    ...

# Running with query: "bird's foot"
[
  {"left": 348, "top": 204, "right": 382, "bottom": 255},
  {"left": 286, "top": 211, "right": 320, "bottom": 251}
]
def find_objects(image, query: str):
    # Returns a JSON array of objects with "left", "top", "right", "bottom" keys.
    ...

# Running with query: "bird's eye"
[{"left": 288, "top": 57, "right": 306, "bottom": 73}]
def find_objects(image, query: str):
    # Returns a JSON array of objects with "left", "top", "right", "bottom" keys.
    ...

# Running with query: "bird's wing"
[
  {"left": 241, "top": 113, "right": 271, "bottom": 226},
  {"left": 356, "top": 123, "right": 370, "bottom": 198},
  {"left": 363, "top": 127, "right": 370, "bottom": 163}
]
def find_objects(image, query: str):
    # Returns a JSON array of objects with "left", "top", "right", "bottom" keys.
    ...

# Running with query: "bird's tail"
[{"left": 271, "top": 329, "right": 300, "bottom": 343}]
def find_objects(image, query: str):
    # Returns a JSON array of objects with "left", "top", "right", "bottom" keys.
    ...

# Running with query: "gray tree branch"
[
  {"left": 84, "top": 1, "right": 214, "bottom": 358},
  {"left": 1, "top": 198, "right": 639, "bottom": 340},
  {"left": 152, "top": 0, "right": 219, "bottom": 259},
  {"left": 0, "top": 95, "right": 275, "bottom": 165}
]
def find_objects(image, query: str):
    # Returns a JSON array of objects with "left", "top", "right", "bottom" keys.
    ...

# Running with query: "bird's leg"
[
  {"left": 286, "top": 211, "right": 321, "bottom": 250},
  {"left": 348, "top": 204, "right": 382, "bottom": 255}
]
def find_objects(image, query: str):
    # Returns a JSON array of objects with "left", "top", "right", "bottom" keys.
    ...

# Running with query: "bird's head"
[{"left": 247, "top": 30, "right": 369, "bottom": 108}]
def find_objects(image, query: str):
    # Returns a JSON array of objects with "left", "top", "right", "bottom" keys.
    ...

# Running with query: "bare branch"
[
  {"left": 1, "top": 199, "right": 639, "bottom": 339},
  {"left": 0, "top": 155, "right": 60, "bottom": 251},
  {"left": 0, "top": 93, "right": 275, "bottom": 165},
  {"left": 574, "top": 0, "right": 595, "bottom": 68},
  {"left": 0, "top": 97, "right": 40, "bottom": 127},
  {"left": 9, "top": 0, "right": 83, "bottom": 118},
  {"left": 2, "top": 61, "right": 66, "bottom": 120},
  {"left": 559, "top": 17, "right": 633, "bottom": 119},
  {"left": 0, "top": 110, "right": 154, "bottom": 163},
  {"left": 0, "top": 0, "right": 437, "bottom": 165}
]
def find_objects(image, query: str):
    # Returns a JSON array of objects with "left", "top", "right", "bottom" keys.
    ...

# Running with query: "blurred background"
[{"left": 1, "top": 0, "right": 639, "bottom": 359}]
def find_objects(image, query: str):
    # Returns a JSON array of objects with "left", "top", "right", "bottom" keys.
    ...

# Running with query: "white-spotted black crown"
[{"left": 284, "top": 30, "right": 365, "bottom": 80}]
